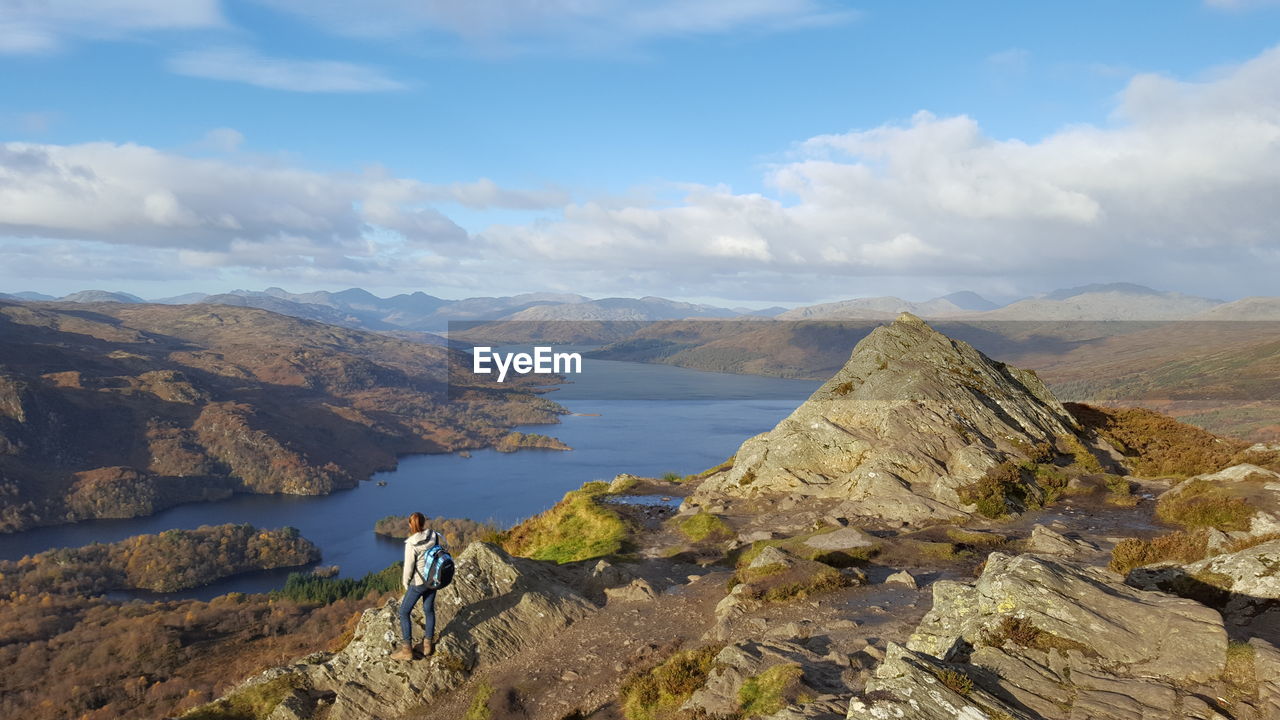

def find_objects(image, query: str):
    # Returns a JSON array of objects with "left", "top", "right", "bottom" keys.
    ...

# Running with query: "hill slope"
[{"left": 0, "top": 301, "right": 563, "bottom": 532}]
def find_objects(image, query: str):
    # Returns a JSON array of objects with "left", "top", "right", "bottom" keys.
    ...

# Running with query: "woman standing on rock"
[{"left": 391, "top": 512, "right": 443, "bottom": 660}]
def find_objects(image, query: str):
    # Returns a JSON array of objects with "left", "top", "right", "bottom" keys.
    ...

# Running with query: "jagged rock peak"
[
  {"left": 893, "top": 310, "right": 927, "bottom": 325},
  {"left": 695, "top": 314, "right": 1086, "bottom": 524}
]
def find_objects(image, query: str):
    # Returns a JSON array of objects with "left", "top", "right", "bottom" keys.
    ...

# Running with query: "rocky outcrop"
[
  {"left": 197, "top": 542, "right": 596, "bottom": 720},
  {"left": 695, "top": 314, "right": 1088, "bottom": 524},
  {"left": 850, "top": 552, "right": 1255, "bottom": 720},
  {"left": 1024, "top": 524, "right": 1099, "bottom": 558},
  {"left": 1181, "top": 539, "right": 1280, "bottom": 600}
]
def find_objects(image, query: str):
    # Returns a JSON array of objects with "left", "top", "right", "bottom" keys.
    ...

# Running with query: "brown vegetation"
[
  {"left": 1109, "top": 529, "right": 1211, "bottom": 575},
  {"left": 1155, "top": 480, "right": 1256, "bottom": 531},
  {"left": 0, "top": 300, "right": 565, "bottom": 533},
  {"left": 1066, "top": 403, "right": 1250, "bottom": 477},
  {"left": 493, "top": 431, "right": 571, "bottom": 453},
  {"left": 0, "top": 587, "right": 383, "bottom": 720},
  {"left": 981, "top": 616, "right": 1091, "bottom": 655},
  {"left": 0, "top": 521, "right": 392, "bottom": 720},
  {"left": 0, "top": 524, "right": 318, "bottom": 595}
]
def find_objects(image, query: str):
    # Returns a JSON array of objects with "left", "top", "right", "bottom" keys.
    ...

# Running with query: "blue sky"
[{"left": 2, "top": 1, "right": 1280, "bottom": 304}]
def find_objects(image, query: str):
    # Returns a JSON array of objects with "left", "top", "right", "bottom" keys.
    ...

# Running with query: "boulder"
[
  {"left": 1160, "top": 464, "right": 1280, "bottom": 538},
  {"left": 1025, "top": 524, "right": 1099, "bottom": 557},
  {"left": 1182, "top": 538, "right": 1280, "bottom": 600},
  {"left": 695, "top": 314, "right": 1091, "bottom": 525},
  {"left": 750, "top": 546, "right": 798, "bottom": 570},
  {"left": 846, "top": 643, "right": 1034, "bottom": 720},
  {"left": 884, "top": 570, "right": 917, "bottom": 589},
  {"left": 802, "top": 527, "right": 878, "bottom": 551},
  {"left": 908, "top": 553, "right": 1226, "bottom": 682},
  {"left": 851, "top": 552, "right": 1240, "bottom": 720}
]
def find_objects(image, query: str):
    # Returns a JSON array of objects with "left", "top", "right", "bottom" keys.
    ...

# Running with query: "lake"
[{"left": 0, "top": 355, "right": 820, "bottom": 600}]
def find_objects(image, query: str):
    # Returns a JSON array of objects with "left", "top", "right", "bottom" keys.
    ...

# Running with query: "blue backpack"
[{"left": 416, "top": 533, "right": 455, "bottom": 590}]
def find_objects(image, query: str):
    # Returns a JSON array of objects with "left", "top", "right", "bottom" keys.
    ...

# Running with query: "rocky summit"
[
  {"left": 695, "top": 313, "right": 1094, "bottom": 524},
  {"left": 198, "top": 543, "right": 596, "bottom": 720}
]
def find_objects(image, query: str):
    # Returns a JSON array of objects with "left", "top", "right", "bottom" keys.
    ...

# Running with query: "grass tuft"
[
  {"left": 738, "top": 663, "right": 809, "bottom": 717},
  {"left": 982, "top": 616, "right": 1091, "bottom": 655},
  {"left": 181, "top": 675, "right": 302, "bottom": 720},
  {"left": 678, "top": 512, "right": 732, "bottom": 543},
  {"left": 501, "top": 481, "right": 631, "bottom": 563},
  {"left": 1156, "top": 480, "right": 1255, "bottom": 531},
  {"left": 462, "top": 680, "right": 494, "bottom": 720},
  {"left": 1109, "top": 529, "right": 1210, "bottom": 575},
  {"left": 933, "top": 668, "right": 973, "bottom": 696},
  {"left": 620, "top": 645, "right": 721, "bottom": 720}
]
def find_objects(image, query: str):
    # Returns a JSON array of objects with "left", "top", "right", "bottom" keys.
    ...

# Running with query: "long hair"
[{"left": 409, "top": 512, "right": 426, "bottom": 534}]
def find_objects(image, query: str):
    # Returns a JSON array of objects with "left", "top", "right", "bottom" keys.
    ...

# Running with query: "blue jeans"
[{"left": 399, "top": 584, "right": 436, "bottom": 645}]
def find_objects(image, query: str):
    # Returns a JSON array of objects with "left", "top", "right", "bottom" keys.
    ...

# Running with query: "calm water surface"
[{"left": 0, "top": 357, "right": 819, "bottom": 599}]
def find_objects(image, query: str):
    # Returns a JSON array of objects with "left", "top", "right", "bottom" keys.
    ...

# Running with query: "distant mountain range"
[{"left": 3, "top": 282, "right": 1278, "bottom": 329}]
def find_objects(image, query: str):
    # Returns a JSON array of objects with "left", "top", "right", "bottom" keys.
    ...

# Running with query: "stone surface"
[
  {"left": 1026, "top": 524, "right": 1099, "bottom": 557},
  {"left": 683, "top": 639, "right": 853, "bottom": 718},
  {"left": 802, "top": 527, "right": 879, "bottom": 551},
  {"left": 909, "top": 553, "right": 1226, "bottom": 682},
  {"left": 884, "top": 570, "right": 917, "bottom": 589},
  {"left": 695, "top": 313, "right": 1091, "bottom": 525},
  {"left": 201, "top": 542, "right": 596, "bottom": 720},
  {"left": 850, "top": 552, "right": 1238, "bottom": 720},
  {"left": 1182, "top": 539, "right": 1280, "bottom": 600},
  {"left": 846, "top": 643, "right": 1034, "bottom": 720}
]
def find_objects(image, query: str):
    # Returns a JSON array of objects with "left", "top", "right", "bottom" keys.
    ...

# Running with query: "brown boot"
[
  {"left": 389, "top": 643, "right": 415, "bottom": 661},
  {"left": 417, "top": 639, "right": 434, "bottom": 656}
]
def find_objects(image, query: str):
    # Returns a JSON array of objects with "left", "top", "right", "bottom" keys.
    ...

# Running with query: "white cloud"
[
  {"left": 0, "top": 0, "right": 222, "bottom": 54},
  {"left": 5, "top": 45, "right": 1280, "bottom": 301},
  {"left": 256, "top": 0, "right": 855, "bottom": 51},
  {"left": 473, "top": 45, "right": 1280, "bottom": 297},
  {"left": 168, "top": 47, "right": 406, "bottom": 92},
  {"left": 0, "top": 139, "right": 567, "bottom": 277}
]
